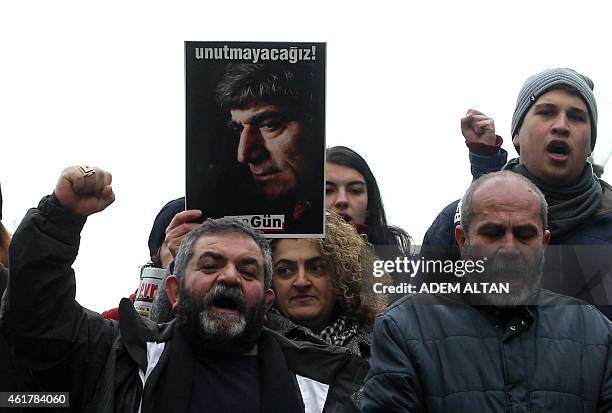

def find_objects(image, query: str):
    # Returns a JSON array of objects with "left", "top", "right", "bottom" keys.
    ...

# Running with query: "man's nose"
[
  {"left": 237, "top": 125, "right": 266, "bottom": 164},
  {"left": 499, "top": 232, "right": 521, "bottom": 255},
  {"left": 216, "top": 265, "right": 241, "bottom": 286},
  {"left": 292, "top": 268, "right": 312, "bottom": 288},
  {"left": 551, "top": 113, "right": 570, "bottom": 137}
]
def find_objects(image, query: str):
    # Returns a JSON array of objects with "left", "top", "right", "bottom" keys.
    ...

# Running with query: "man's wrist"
[
  {"left": 40, "top": 194, "right": 87, "bottom": 234},
  {"left": 466, "top": 135, "right": 504, "bottom": 156}
]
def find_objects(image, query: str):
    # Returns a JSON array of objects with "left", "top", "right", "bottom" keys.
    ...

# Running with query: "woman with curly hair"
[{"left": 266, "top": 211, "right": 386, "bottom": 358}]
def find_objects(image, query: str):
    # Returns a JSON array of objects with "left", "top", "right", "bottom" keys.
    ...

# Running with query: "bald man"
[{"left": 364, "top": 171, "right": 612, "bottom": 413}]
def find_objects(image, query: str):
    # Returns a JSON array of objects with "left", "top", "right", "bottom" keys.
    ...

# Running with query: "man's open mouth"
[
  {"left": 211, "top": 296, "right": 240, "bottom": 311},
  {"left": 546, "top": 140, "right": 570, "bottom": 159}
]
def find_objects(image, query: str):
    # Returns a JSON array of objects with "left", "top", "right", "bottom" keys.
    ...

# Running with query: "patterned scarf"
[{"left": 318, "top": 315, "right": 360, "bottom": 346}]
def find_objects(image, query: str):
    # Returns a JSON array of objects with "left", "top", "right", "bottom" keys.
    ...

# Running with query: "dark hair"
[
  {"left": 173, "top": 216, "right": 273, "bottom": 289},
  {"left": 326, "top": 146, "right": 411, "bottom": 256},
  {"left": 216, "top": 63, "right": 315, "bottom": 117}
]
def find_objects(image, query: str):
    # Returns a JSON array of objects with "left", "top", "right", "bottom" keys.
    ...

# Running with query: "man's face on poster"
[{"left": 230, "top": 103, "right": 310, "bottom": 201}]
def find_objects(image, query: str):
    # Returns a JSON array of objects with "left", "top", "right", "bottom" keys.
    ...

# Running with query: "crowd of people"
[{"left": 1, "top": 66, "right": 612, "bottom": 412}]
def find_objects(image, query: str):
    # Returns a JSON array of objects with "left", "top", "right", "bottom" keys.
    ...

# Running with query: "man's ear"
[
  {"left": 455, "top": 225, "right": 467, "bottom": 252},
  {"left": 543, "top": 229, "right": 551, "bottom": 246},
  {"left": 512, "top": 133, "right": 520, "bottom": 155},
  {"left": 166, "top": 275, "right": 181, "bottom": 310},
  {"left": 265, "top": 289, "right": 275, "bottom": 311}
]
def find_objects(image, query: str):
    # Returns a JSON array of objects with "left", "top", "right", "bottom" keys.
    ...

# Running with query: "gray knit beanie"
[{"left": 511, "top": 68, "right": 597, "bottom": 152}]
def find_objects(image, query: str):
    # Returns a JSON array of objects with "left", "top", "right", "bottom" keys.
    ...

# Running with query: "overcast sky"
[{"left": 1, "top": 0, "right": 611, "bottom": 312}]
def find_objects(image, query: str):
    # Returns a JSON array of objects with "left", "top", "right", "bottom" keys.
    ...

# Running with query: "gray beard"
[
  {"left": 462, "top": 245, "right": 545, "bottom": 307},
  {"left": 199, "top": 307, "right": 246, "bottom": 337},
  {"left": 176, "top": 283, "right": 267, "bottom": 355}
]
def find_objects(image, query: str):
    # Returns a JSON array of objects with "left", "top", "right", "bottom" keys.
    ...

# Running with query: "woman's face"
[
  {"left": 325, "top": 162, "right": 368, "bottom": 225},
  {"left": 272, "top": 239, "right": 336, "bottom": 332}
]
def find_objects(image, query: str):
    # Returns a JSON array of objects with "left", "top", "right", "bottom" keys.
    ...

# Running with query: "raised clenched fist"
[
  {"left": 54, "top": 166, "right": 115, "bottom": 216},
  {"left": 461, "top": 109, "right": 497, "bottom": 146}
]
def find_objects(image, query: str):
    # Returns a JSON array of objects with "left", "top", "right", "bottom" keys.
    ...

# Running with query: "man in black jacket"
[
  {"left": 0, "top": 186, "right": 38, "bottom": 411},
  {"left": 363, "top": 171, "right": 612, "bottom": 412},
  {"left": 2, "top": 165, "right": 367, "bottom": 412}
]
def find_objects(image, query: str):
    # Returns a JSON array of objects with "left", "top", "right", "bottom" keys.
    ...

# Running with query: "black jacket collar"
[{"left": 118, "top": 297, "right": 306, "bottom": 413}]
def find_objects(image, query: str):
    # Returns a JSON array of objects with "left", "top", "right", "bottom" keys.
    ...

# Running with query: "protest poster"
[{"left": 185, "top": 41, "right": 326, "bottom": 237}]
